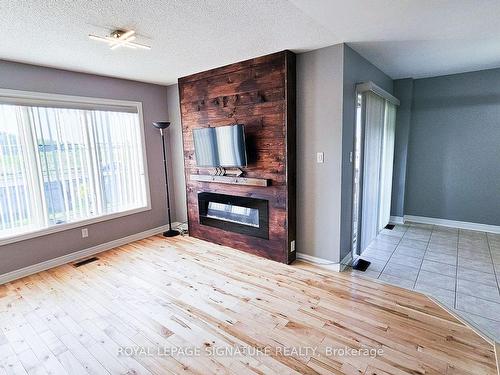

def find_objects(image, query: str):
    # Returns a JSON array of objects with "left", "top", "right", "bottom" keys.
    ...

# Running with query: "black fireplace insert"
[{"left": 198, "top": 192, "right": 269, "bottom": 239}]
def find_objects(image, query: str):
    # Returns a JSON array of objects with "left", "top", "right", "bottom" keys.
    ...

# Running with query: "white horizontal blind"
[{"left": 0, "top": 98, "right": 147, "bottom": 240}]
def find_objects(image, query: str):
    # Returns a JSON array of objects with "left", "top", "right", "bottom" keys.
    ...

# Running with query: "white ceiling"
[
  {"left": 1, "top": 0, "right": 500, "bottom": 85},
  {"left": 290, "top": 0, "right": 500, "bottom": 79}
]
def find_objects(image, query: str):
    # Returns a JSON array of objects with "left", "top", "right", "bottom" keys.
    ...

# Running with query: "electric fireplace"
[{"left": 198, "top": 192, "right": 269, "bottom": 239}]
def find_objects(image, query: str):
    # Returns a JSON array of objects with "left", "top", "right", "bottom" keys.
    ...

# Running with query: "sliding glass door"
[{"left": 354, "top": 90, "right": 398, "bottom": 255}]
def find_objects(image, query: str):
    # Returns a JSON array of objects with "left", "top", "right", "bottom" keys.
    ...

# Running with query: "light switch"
[
  {"left": 316, "top": 152, "right": 324, "bottom": 163},
  {"left": 81, "top": 228, "right": 89, "bottom": 238}
]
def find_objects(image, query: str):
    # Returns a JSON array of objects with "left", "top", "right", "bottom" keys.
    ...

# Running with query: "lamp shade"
[{"left": 152, "top": 121, "right": 171, "bottom": 129}]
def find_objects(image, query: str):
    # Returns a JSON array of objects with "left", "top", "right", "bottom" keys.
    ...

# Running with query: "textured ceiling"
[
  {"left": 0, "top": 0, "right": 336, "bottom": 85},
  {"left": 1, "top": 0, "right": 500, "bottom": 84}
]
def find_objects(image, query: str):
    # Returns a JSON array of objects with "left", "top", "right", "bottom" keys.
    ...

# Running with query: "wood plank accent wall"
[{"left": 178, "top": 51, "right": 296, "bottom": 263}]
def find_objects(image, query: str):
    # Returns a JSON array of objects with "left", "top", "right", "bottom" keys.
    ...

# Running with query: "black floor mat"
[{"left": 352, "top": 258, "right": 371, "bottom": 272}]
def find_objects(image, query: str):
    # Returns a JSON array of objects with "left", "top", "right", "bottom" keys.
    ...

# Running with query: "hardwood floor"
[{"left": 0, "top": 235, "right": 497, "bottom": 375}]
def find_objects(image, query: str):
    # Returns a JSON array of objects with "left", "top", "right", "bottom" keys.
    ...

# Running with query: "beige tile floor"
[{"left": 351, "top": 222, "right": 500, "bottom": 342}]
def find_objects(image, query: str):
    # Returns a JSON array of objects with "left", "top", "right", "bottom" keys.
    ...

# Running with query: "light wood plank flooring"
[{"left": 0, "top": 235, "right": 497, "bottom": 375}]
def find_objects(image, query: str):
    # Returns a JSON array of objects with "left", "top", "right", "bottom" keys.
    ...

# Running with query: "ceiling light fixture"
[{"left": 88, "top": 29, "right": 151, "bottom": 50}]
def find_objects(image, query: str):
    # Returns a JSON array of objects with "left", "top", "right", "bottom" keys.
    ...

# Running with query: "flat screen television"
[{"left": 193, "top": 124, "right": 247, "bottom": 167}]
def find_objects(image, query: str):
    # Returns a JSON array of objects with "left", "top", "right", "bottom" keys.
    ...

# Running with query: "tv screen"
[{"left": 193, "top": 124, "right": 247, "bottom": 167}]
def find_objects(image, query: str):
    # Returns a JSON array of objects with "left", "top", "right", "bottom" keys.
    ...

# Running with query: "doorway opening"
[{"left": 351, "top": 83, "right": 399, "bottom": 261}]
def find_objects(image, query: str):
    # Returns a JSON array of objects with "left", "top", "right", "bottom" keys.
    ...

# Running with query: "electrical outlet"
[
  {"left": 316, "top": 152, "right": 324, "bottom": 163},
  {"left": 81, "top": 228, "right": 88, "bottom": 238},
  {"left": 290, "top": 240, "right": 296, "bottom": 252}
]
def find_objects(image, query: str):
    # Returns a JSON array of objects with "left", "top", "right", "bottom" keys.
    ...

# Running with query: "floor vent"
[
  {"left": 385, "top": 224, "right": 395, "bottom": 230},
  {"left": 73, "top": 257, "right": 99, "bottom": 267},
  {"left": 352, "top": 258, "right": 371, "bottom": 272}
]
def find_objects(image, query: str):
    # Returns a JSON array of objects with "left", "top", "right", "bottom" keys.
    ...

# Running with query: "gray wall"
[
  {"left": 340, "top": 45, "right": 393, "bottom": 260},
  {"left": 405, "top": 69, "right": 500, "bottom": 225},
  {"left": 296, "top": 44, "right": 345, "bottom": 262},
  {"left": 166, "top": 44, "right": 393, "bottom": 263},
  {"left": 390, "top": 78, "right": 413, "bottom": 217},
  {"left": 167, "top": 45, "right": 346, "bottom": 262},
  {"left": 166, "top": 84, "right": 187, "bottom": 223},
  {"left": 0, "top": 60, "right": 171, "bottom": 275}
]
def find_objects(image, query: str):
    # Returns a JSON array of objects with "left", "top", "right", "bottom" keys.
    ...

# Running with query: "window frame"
[{"left": 0, "top": 88, "right": 152, "bottom": 246}]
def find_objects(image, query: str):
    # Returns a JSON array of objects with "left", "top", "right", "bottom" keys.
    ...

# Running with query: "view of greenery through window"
[{"left": 0, "top": 100, "right": 148, "bottom": 240}]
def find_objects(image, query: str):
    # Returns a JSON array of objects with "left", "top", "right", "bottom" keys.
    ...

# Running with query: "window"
[{"left": 0, "top": 89, "right": 150, "bottom": 244}]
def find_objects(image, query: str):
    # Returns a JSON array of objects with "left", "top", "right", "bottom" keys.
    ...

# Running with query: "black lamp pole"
[{"left": 152, "top": 121, "right": 180, "bottom": 237}]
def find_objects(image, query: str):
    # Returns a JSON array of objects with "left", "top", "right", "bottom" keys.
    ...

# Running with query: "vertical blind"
[
  {"left": 360, "top": 92, "right": 386, "bottom": 253},
  {"left": 378, "top": 102, "right": 397, "bottom": 231},
  {"left": 0, "top": 99, "right": 148, "bottom": 240},
  {"left": 359, "top": 91, "right": 398, "bottom": 253}
]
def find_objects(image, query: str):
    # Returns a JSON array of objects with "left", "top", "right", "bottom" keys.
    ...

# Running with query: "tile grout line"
[
  {"left": 462, "top": 309, "right": 500, "bottom": 324},
  {"left": 454, "top": 229, "right": 461, "bottom": 309},
  {"left": 412, "top": 224, "right": 435, "bottom": 290},
  {"left": 377, "top": 224, "right": 410, "bottom": 281},
  {"left": 453, "top": 231, "right": 500, "bottom": 332},
  {"left": 376, "top": 226, "right": 500, "bottom": 342},
  {"left": 486, "top": 233, "right": 500, "bottom": 297},
  {"left": 356, "top": 224, "right": 407, "bottom": 278}
]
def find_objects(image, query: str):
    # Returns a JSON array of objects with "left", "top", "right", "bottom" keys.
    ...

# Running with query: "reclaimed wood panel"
[
  {"left": 0, "top": 235, "right": 497, "bottom": 375},
  {"left": 178, "top": 51, "right": 296, "bottom": 263}
]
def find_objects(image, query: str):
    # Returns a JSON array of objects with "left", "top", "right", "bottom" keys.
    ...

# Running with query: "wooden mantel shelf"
[{"left": 190, "top": 174, "right": 271, "bottom": 187}]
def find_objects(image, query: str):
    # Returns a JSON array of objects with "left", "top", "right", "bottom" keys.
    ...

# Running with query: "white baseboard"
[
  {"left": 0, "top": 223, "right": 180, "bottom": 286},
  {"left": 296, "top": 252, "right": 343, "bottom": 272},
  {"left": 404, "top": 215, "right": 500, "bottom": 234},
  {"left": 389, "top": 216, "right": 405, "bottom": 225}
]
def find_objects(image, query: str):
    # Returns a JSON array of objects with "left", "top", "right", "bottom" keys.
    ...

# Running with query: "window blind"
[{"left": 0, "top": 96, "right": 148, "bottom": 241}]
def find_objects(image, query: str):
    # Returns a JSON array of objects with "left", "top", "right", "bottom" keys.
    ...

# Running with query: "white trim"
[
  {"left": 355, "top": 81, "right": 400, "bottom": 106},
  {"left": 137, "top": 101, "right": 152, "bottom": 212},
  {"left": 0, "top": 223, "right": 181, "bottom": 285},
  {"left": 0, "top": 88, "right": 152, "bottom": 246},
  {"left": 389, "top": 216, "right": 405, "bottom": 225},
  {"left": 404, "top": 215, "right": 500, "bottom": 234},
  {"left": 0, "top": 88, "right": 143, "bottom": 112},
  {"left": 296, "top": 253, "right": 342, "bottom": 272}
]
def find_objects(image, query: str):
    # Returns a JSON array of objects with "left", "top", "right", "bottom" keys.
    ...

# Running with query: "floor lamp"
[{"left": 152, "top": 121, "right": 180, "bottom": 237}]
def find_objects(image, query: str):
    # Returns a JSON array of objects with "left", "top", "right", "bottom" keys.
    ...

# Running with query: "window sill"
[{"left": 0, "top": 206, "right": 151, "bottom": 247}]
